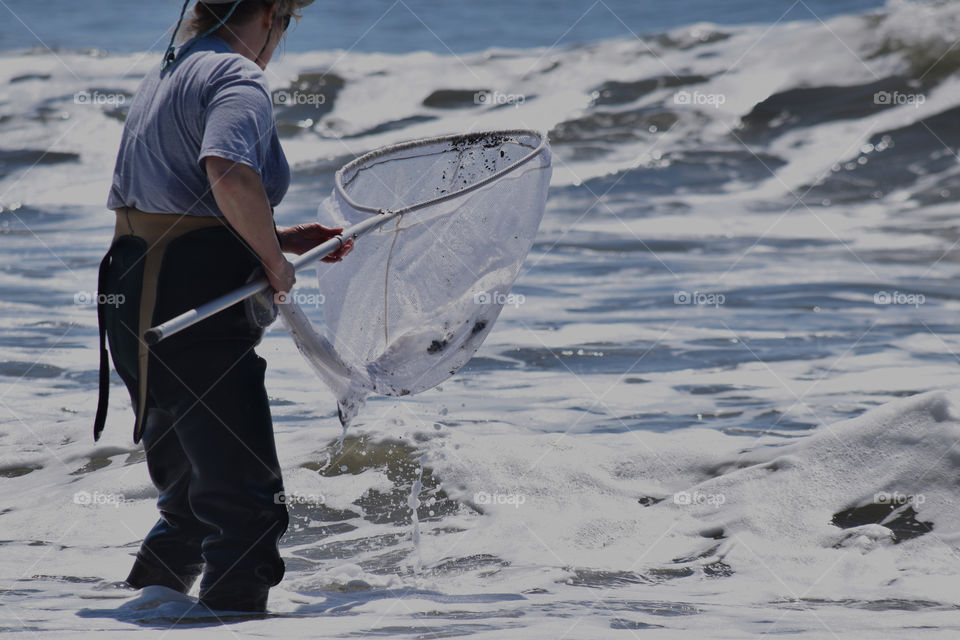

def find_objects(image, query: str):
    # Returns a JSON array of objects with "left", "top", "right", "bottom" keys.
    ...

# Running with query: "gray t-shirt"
[{"left": 107, "top": 35, "right": 289, "bottom": 217}]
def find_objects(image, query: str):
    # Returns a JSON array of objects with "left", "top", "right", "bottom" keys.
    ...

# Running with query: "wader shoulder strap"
[{"left": 94, "top": 249, "right": 112, "bottom": 441}]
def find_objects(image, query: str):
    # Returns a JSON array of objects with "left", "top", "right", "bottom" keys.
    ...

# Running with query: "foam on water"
[
  {"left": 0, "top": 0, "right": 958, "bottom": 205},
  {"left": 425, "top": 390, "right": 960, "bottom": 597},
  {"left": 4, "top": 386, "right": 960, "bottom": 636}
]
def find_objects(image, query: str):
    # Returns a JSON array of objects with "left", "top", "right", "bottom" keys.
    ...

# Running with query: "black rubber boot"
[
  {"left": 199, "top": 581, "right": 270, "bottom": 613},
  {"left": 125, "top": 553, "right": 201, "bottom": 594}
]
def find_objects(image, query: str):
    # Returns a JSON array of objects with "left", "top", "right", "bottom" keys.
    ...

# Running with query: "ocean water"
[
  {"left": 0, "top": 0, "right": 887, "bottom": 54},
  {"left": 3, "top": 0, "right": 960, "bottom": 637}
]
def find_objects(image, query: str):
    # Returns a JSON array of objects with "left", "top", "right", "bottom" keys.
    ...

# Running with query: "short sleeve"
[{"left": 199, "top": 69, "right": 275, "bottom": 175}]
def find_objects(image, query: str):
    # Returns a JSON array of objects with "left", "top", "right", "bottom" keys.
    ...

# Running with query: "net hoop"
[{"left": 334, "top": 129, "right": 550, "bottom": 216}]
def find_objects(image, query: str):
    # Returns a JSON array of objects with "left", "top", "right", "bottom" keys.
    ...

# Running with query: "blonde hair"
[{"left": 180, "top": 0, "right": 303, "bottom": 42}]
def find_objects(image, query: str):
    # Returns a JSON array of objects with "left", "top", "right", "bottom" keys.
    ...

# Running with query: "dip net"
[{"left": 279, "top": 130, "right": 552, "bottom": 424}]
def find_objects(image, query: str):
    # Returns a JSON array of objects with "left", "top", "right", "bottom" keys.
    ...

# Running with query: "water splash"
[{"left": 407, "top": 460, "right": 424, "bottom": 574}]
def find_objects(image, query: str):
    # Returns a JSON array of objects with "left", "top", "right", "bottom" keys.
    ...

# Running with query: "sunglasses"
[{"left": 280, "top": 13, "right": 292, "bottom": 31}]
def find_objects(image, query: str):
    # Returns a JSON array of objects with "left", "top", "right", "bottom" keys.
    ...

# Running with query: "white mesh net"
[{"left": 280, "top": 130, "right": 552, "bottom": 424}]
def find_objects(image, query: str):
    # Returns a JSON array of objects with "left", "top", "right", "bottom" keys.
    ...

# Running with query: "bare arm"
[{"left": 205, "top": 156, "right": 295, "bottom": 295}]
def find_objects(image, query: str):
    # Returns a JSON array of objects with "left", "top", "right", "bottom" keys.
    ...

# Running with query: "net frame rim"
[{"left": 334, "top": 129, "right": 550, "bottom": 216}]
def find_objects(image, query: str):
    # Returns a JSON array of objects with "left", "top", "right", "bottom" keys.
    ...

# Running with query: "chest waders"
[
  {"left": 95, "top": 208, "right": 228, "bottom": 443},
  {"left": 94, "top": 208, "right": 289, "bottom": 612}
]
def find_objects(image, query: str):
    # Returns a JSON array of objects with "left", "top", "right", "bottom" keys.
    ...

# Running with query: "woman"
[{"left": 95, "top": 0, "right": 351, "bottom": 613}]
